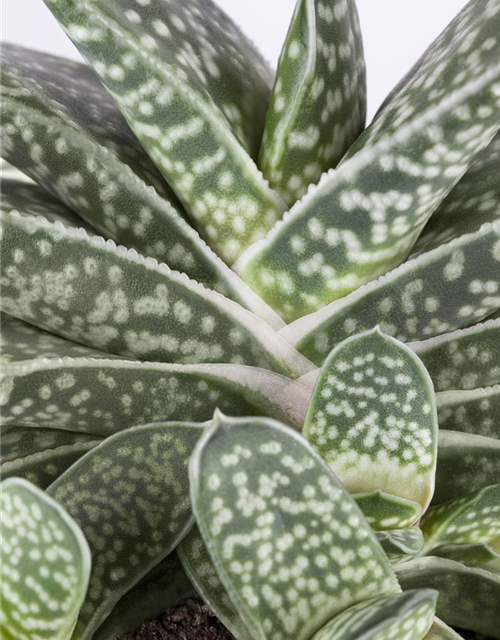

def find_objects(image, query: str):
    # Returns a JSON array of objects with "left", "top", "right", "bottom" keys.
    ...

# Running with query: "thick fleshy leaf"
[
  {"left": 311, "top": 590, "right": 436, "bottom": 640},
  {"left": 190, "top": 412, "right": 400, "bottom": 640},
  {"left": 425, "top": 620, "right": 467, "bottom": 640},
  {"left": 409, "top": 319, "right": 500, "bottom": 392},
  {"left": 259, "top": 0, "right": 366, "bottom": 206},
  {"left": 178, "top": 525, "right": 253, "bottom": 640},
  {"left": 1, "top": 357, "right": 310, "bottom": 435},
  {"left": 304, "top": 329, "right": 438, "bottom": 511},
  {"left": 433, "top": 543, "right": 500, "bottom": 574},
  {"left": 0, "top": 158, "right": 33, "bottom": 183},
  {"left": 437, "top": 386, "right": 500, "bottom": 439},
  {"left": 420, "top": 484, "right": 500, "bottom": 551},
  {"left": 93, "top": 552, "right": 194, "bottom": 640},
  {"left": 43, "top": 0, "right": 285, "bottom": 263},
  {"left": 433, "top": 431, "right": 500, "bottom": 504},
  {"left": 376, "top": 528, "right": 425, "bottom": 564},
  {"left": 0, "top": 477, "right": 91, "bottom": 640},
  {"left": 354, "top": 491, "right": 422, "bottom": 531},
  {"left": 47, "top": 422, "right": 202, "bottom": 640},
  {"left": 395, "top": 557, "right": 500, "bottom": 639},
  {"left": 237, "top": 0, "right": 500, "bottom": 321},
  {"left": 279, "top": 222, "right": 500, "bottom": 365},
  {"left": 0, "top": 210, "right": 312, "bottom": 376}
]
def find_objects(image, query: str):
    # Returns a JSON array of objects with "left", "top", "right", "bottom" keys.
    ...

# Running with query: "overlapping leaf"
[
  {"left": 433, "top": 543, "right": 500, "bottom": 573},
  {"left": 376, "top": 528, "right": 425, "bottom": 564},
  {"left": 0, "top": 425, "right": 100, "bottom": 462},
  {"left": 0, "top": 210, "right": 313, "bottom": 376},
  {"left": 354, "top": 491, "right": 422, "bottom": 531},
  {"left": 0, "top": 477, "right": 91, "bottom": 640},
  {"left": 47, "top": 422, "right": 202, "bottom": 640},
  {"left": 437, "top": 386, "right": 500, "bottom": 439},
  {"left": 190, "top": 412, "right": 400, "bottom": 640},
  {"left": 279, "top": 222, "right": 500, "bottom": 365},
  {"left": 259, "top": 0, "right": 366, "bottom": 205},
  {"left": 43, "top": 0, "right": 285, "bottom": 263},
  {"left": 304, "top": 329, "right": 438, "bottom": 512},
  {"left": 425, "top": 620, "right": 467, "bottom": 640}
]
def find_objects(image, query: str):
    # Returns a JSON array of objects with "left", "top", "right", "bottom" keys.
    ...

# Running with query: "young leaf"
[
  {"left": 2, "top": 357, "right": 310, "bottom": 435},
  {"left": 311, "top": 590, "right": 436, "bottom": 640},
  {"left": 259, "top": 0, "right": 366, "bottom": 206},
  {"left": 47, "top": 422, "right": 203, "bottom": 640},
  {"left": 303, "top": 329, "right": 438, "bottom": 512},
  {"left": 376, "top": 528, "right": 425, "bottom": 564},
  {"left": 279, "top": 222, "right": 500, "bottom": 365},
  {"left": 42, "top": 0, "right": 286, "bottom": 263},
  {"left": 420, "top": 483, "right": 500, "bottom": 551},
  {"left": 409, "top": 319, "right": 500, "bottom": 392},
  {"left": 437, "top": 386, "right": 500, "bottom": 439},
  {"left": 395, "top": 557, "right": 500, "bottom": 639},
  {"left": 433, "top": 543, "right": 500, "bottom": 574},
  {"left": 0, "top": 210, "right": 312, "bottom": 376},
  {"left": 354, "top": 491, "right": 423, "bottom": 531},
  {"left": 433, "top": 431, "right": 500, "bottom": 504},
  {"left": 0, "top": 477, "right": 91, "bottom": 640},
  {"left": 190, "top": 413, "right": 400, "bottom": 640},
  {"left": 236, "top": 0, "right": 500, "bottom": 321}
]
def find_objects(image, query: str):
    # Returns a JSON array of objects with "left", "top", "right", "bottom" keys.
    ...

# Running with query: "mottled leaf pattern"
[
  {"left": 304, "top": 329, "right": 438, "bottom": 511},
  {"left": 354, "top": 491, "right": 423, "bottom": 531},
  {"left": 437, "top": 386, "right": 500, "bottom": 439},
  {"left": 376, "top": 528, "right": 425, "bottom": 564},
  {"left": 433, "top": 543, "right": 500, "bottom": 573},
  {"left": 190, "top": 413, "right": 400, "bottom": 640},
  {"left": 47, "top": 422, "right": 202, "bottom": 640},
  {"left": 0, "top": 425, "right": 100, "bottom": 462},
  {"left": 259, "top": 0, "right": 366, "bottom": 205},
  {"left": 43, "top": 0, "right": 285, "bottom": 263},
  {"left": 0, "top": 477, "right": 91, "bottom": 640},
  {"left": 409, "top": 320, "right": 500, "bottom": 392},
  {"left": 280, "top": 223, "right": 500, "bottom": 365}
]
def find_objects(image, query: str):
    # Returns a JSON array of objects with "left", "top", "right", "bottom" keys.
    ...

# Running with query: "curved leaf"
[
  {"left": 47, "top": 422, "right": 202, "bottom": 640},
  {"left": 437, "top": 386, "right": 500, "bottom": 439},
  {"left": 190, "top": 412, "right": 400, "bottom": 640},
  {"left": 433, "top": 543, "right": 500, "bottom": 574},
  {"left": 409, "top": 319, "right": 500, "bottom": 392},
  {"left": 0, "top": 158, "right": 33, "bottom": 183},
  {"left": 43, "top": 0, "right": 285, "bottom": 263},
  {"left": 354, "top": 491, "right": 422, "bottom": 531},
  {"left": 304, "top": 329, "right": 438, "bottom": 511},
  {"left": 279, "top": 222, "right": 500, "bottom": 365},
  {"left": 425, "top": 620, "right": 467, "bottom": 640},
  {"left": 376, "top": 528, "right": 425, "bottom": 564},
  {"left": 0, "top": 210, "right": 312, "bottom": 376},
  {"left": 1, "top": 424, "right": 100, "bottom": 462},
  {"left": 0, "top": 477, "right": 91, "bottom": 640},
  {"left": 259, "top": 0, "right": 366, "bottom": 205}
]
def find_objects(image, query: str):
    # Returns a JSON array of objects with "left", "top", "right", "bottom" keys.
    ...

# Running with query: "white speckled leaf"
[
  {"left": 311, "top": 590, "right": 436, "bottom": 640},
  {"left": 178, "top": 525, "right": 253, "bottom": 640},
  {"left": 409, "top": 319, "right": 500, "bottom": 392},
  {"left": 395, "top": 558, "right": 500, "bottom": 639},
  {"left": 280, "top": 223, "right": 500, "bottom": 366},
  {"left": 433, "top": 543, "right": 500, "bottom": 574},
  {"left": 259, "top": 0, "right": 366, "bottom": 206},
  {"left": 433, "top": 431, "right": 500, "bottom": 504},
  {"left": 0, "top": 477, "right": 91, "bottom": 640},
  {"left": 237, "top": 0, "right": 500, "bottom": 321},
  {"left": 376, "top": 528, "right": 425, "bottom": 564},
  {"left": 437, "top": 386, "right": 500, "bottom": 439},
  {"left": 47, "top": 422, "right": 202, "bottom": 640},
  {"left": 353, "top": 491, "right": 423, "bottom": 531},
  {"left": 0, "top": 210, "right": 312, "bottom": 376},
  {"left": 304, "top": 329, "right": 438, "bottom": 512},
  {"left": 421, "top": 483, "right": 500, "bottom": 551},
  {"left": 190, "top": 412, "right": 400, "bottom": 640},
  {"left": 43, "top": 0, "right": 285, "bottom": 263},
  {"left": 1, "top": 356, "right": 310, "bottom": 435}
]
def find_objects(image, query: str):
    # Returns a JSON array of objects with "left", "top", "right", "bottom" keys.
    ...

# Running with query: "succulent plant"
[{"left": 1, "top": 0, "right": 500, "bottom": 639}]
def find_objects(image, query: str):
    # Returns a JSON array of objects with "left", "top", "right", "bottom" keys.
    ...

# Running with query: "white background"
[{"left": 3, "top": 0, "right": 469, "bottom": 120}]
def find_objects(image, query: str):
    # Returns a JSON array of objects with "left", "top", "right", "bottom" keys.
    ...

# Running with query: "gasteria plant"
[{"left": 1, "top": 0, "right": 500, "bottom": 639}]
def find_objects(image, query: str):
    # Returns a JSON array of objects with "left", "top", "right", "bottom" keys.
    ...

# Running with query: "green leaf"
[
  {"left": 2, "top": 356, "right": 310, "bottom": 435},
  {"left": 375, "top": 528, "right": 425, "bottom": 564},
  {"left": 1, "top": 424, "right": 100, "bottom": 462},
  {"left": 0, "top": 477, "right": 91, "bottom": 640},
  {"left": 190, "top": 412, "right": 400, "bottom": 640},
  {"left": 0, "top": 158, "right": 33, "bottom": 183},
  {"left": 409, "top": 319, "right": 500, "bottom": 392},
  {"left": 236, "top": 0, "right": 500, "bottom": 321},
  {"left": 354, "top": 491, "right": 423, "bottom": 531},
  {"left": 433, "top": 431, "right": 500, "bottom": 504},
  {"left": 395, "top": 557, "right": 500, "bottom": 639},
  {"left": 42, "top": 0, "right": 285, "bottom": 263},
  {"left": 279, "top": 222, "right": 500, "bottom": 365},
  {"left": 437, "top": 386, "right": 500, "bottom": 439},
  {"left": 0, "top": 210, "right": 313, "bottom": 377},
  {"left": 259, "top": 0, "right": 366, "bottom": 206},
  {"left": 47, "top": 422, "right": 202, "bottom": 640},
  {"left": 303, "top": 329, "right": 438, "bottom": 512},
  {"left": 420, "top": 484, "right": 500, "bottom": 551},
  {"left": 433, "top": 543, "right": 500, "bottom": 574},
  {"left": 178, "top": 524, "right": 253, "bottom": 640},
  {"left": 93, "top": 552, "right": 195, "bottom": 640},
  {"left": 311, "top": 590, "right": 436, "bottom": 640}
]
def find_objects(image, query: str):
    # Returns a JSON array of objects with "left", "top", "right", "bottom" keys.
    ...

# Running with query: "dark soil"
[{"left": 116, "top": 598, "right": 236, "bottom": 640}]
